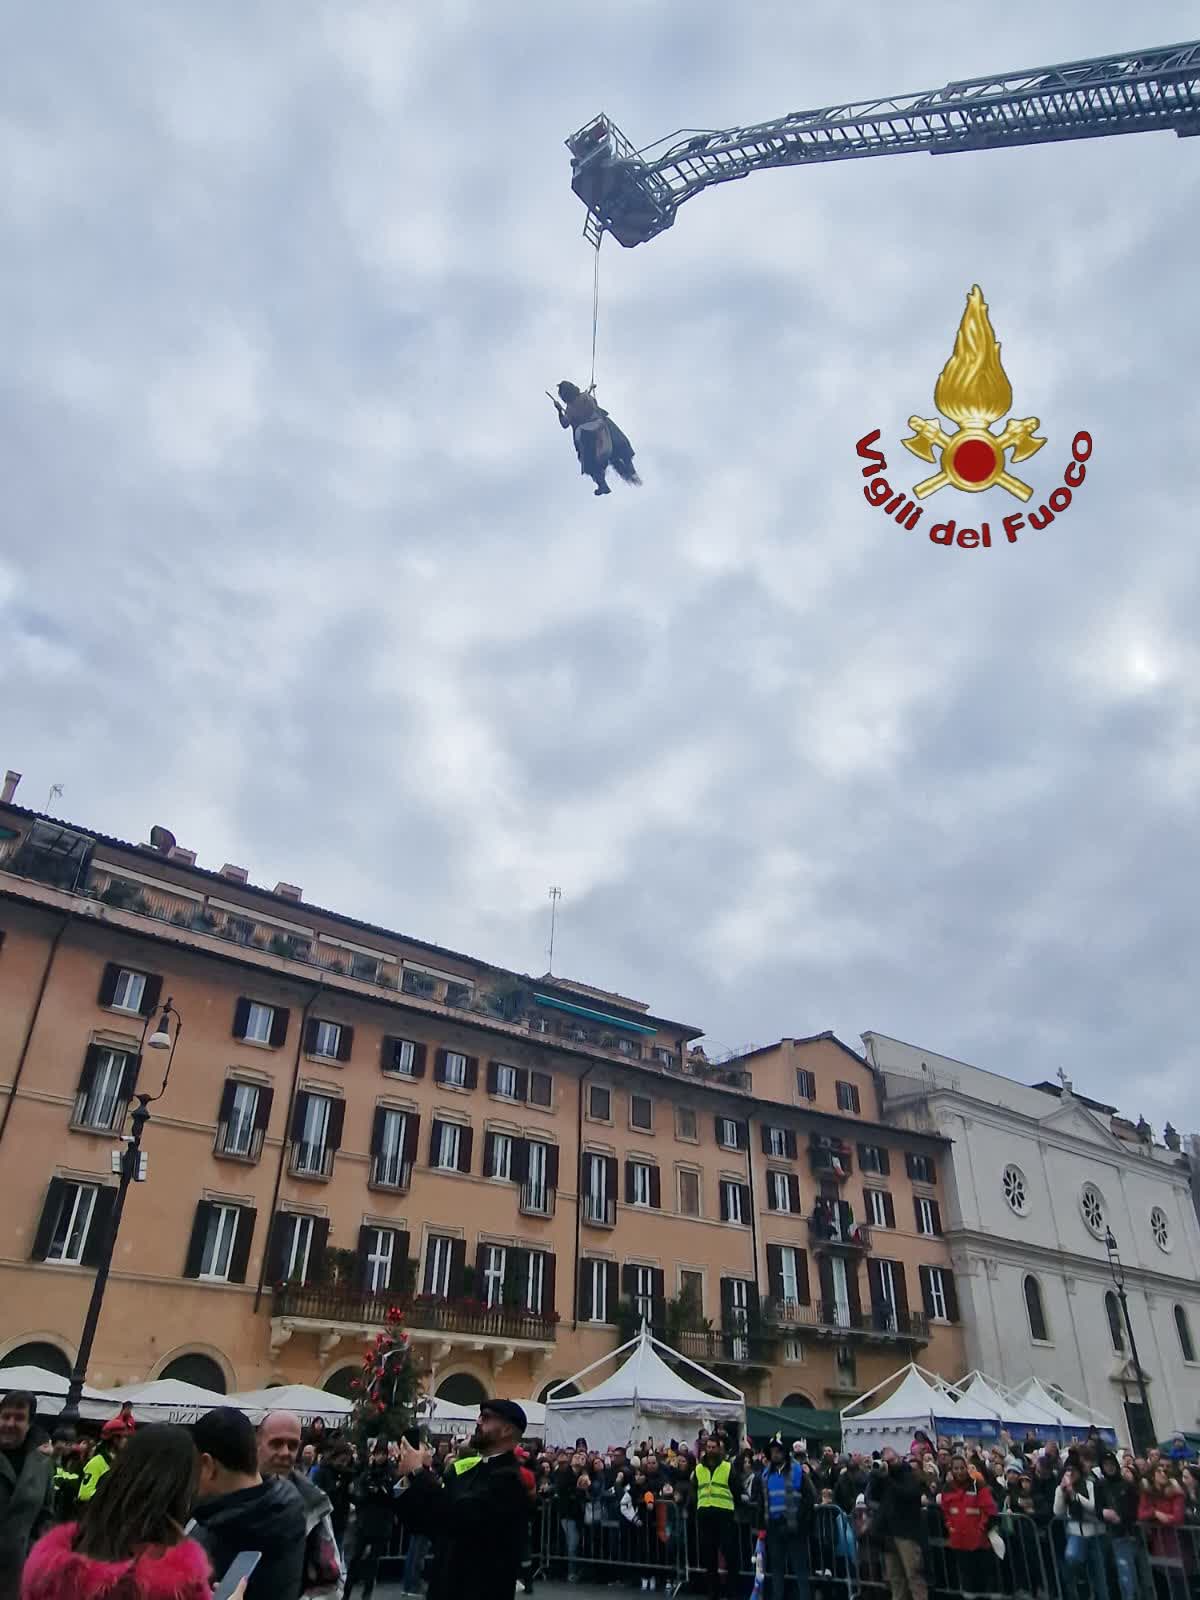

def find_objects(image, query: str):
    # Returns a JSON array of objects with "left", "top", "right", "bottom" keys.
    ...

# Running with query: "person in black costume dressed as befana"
[{"left": 552, "top": 381, "right": 641, "bottom": 496}]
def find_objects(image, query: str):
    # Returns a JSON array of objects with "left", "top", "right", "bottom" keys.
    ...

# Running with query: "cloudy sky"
[{"left": 4, "top": 4, "right": 1199, "bottom": 1128}]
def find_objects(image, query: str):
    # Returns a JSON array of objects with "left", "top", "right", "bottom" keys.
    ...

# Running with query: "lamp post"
[
  {"left": 60, "top": 999, "right": 183, "bottom": 1421},
  {"left": 1104, "top": 1226, "right": 1154, "bottom": 1451}
]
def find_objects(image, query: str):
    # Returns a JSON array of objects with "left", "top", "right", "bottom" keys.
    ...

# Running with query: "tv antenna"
[
  {"left": 547, "top": 886, "right": 562, "bottom": 972},
  {"left": 45, "top": 783, "right": 64, "bottom": 813}
]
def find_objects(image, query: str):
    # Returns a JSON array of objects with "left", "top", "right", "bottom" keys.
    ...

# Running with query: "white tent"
[
  {"left": 841, "top": 1364, "right": 971, "bottom": 1454},
  {"left": 1011, "top": 1377, "right": 1117, "bottom": 1444},
  {"left": 224, "top": 1384, "right": 354, "bottom": 1426},
  {"left": 0, "top": 1364, "right": 120, "bottom": 1421},
  {"left": 104, "top": 1378, "right": 228, "bottom": 1424},
  {"left": 416, "top": 1396, "right": 546, "bottom": 1434},
  {"left": 545, "top": 1326, "right": 744, "bottom": 1451}
]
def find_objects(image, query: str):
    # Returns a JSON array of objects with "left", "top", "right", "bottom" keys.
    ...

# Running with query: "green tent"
[{"left": 747, "top": 1404, "right": 842, "bottom": 1449}]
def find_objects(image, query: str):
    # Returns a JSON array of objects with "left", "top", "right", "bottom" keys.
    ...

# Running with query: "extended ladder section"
[{"left": 568, "top": 40, "right": 1200, "bottom": 246}]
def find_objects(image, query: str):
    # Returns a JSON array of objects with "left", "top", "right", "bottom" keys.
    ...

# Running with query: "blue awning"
[{"left": 532, "top": 993, "right": 658, "bottom": 1036}]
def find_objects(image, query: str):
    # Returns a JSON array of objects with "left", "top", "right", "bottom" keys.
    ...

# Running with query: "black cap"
[{"left": 481, "top": 1398, "right": 527, "bottom": 1435}]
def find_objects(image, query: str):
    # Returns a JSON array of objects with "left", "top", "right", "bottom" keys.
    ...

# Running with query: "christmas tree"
[{"left": 349, "top": 1307, "right": 422, "bottom": 1449}]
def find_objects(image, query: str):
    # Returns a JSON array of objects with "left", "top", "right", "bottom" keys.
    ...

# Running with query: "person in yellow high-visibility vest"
[{"left": 694, "top": 1435, "right": 743, "bottom": 1600}]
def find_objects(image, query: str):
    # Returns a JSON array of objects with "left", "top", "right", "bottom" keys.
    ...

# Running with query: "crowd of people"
[{"left": 3, "top": 1379, "right": 1199, "bottom": 1600}]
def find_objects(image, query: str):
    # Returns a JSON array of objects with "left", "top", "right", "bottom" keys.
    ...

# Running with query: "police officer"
[
  {"left": 396, "top": 1399, "right": 530, "bottom": 1600},
  {"left": 694, "top": 1434, "right": 743, "bottom": 1600}
]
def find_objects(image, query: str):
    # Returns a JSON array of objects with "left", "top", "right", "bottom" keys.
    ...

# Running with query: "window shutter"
[
  {"left": 217, "top": 1081, "right": 238, "bottom": 1124},
  {"left": 265, "top": 1214, "right": 287, "bottom": 1284},
  {"left": 309, "top": 1218, "right": 330, "bottom": 1282},
  {"left": 878, "top": 1147, "right": 891, "bottom": 1176},
  {"left": 604, "top": 1261, "right": 618, "bottom": 1322},
  {"left": 139, "top": 974, "right": 163, "bottom": 1018},
  {"left": 739, "top": 1183, "right": 752, "bottom": 1221},
  {"left": 714, "top": 1114, "right": 725, "bottom": 1144},
  {"left": 867, "top": 1258, "right": 884, "bottom": 1309},
  {"left": 943, "top": 1272, "right": 960, "bottom": 1322},
  {"left": 736, "top": 1121, "right": 747, "bottom": 1151},
  {"left": 785, "top": 1129, "right": 797, "bottom": 1160},
  {"left": 856, "top": 1144, "right": 869, "bottom": 1169},
  {"left": 719, "top": 1184, "right": 730, "bottom": 1223},
  {"left": 395, "top": 1228, "right": 411, "bottom": 1286},
  {"left": 621, "top": 1264, "right": 637, "bottom": 1300},
  {"left": 649, "top": 1166, "right": 661, "bottom": 1209},
  {"left": 760, "top": 1126, "right": 774, "bottom": 1156},
  {"left": 766, "top": 1244, "right": 784, "bottom": 1302},
  {"left": 475, "top": 1242, "right": 489, "bottom": 1288},
  {"left": 269, "top": 1007, "right": 289, "bottom": 1049},
  {"left": 546, "top": 1145, "right": 560, "bottom": 1187},
  {"left": 226, "top": 1208, "right": 255, "bottom": 1284},
  {"left": 464, "top": 1056, "right": 479, "bottom": 1089},
  {"left": 930, "top": 1200, "right": 943, "bottom": 1235},
  {"left": 884, "top": 1192, "right": 895, "bottom": 1228},
  {"left": 484, "top": 1132, "right": 497, "bottom": 1177},
  {"left": 862, "top": 1188, "right": 872, "bottom": 1224},
  {"left": 918, "top": 1265, "right": 934, "bottom": 1318},
  {"left": 544, "top": 1253, "right": 557, "bottom": 1318},
  {"left": 31, "top": 1179, "right": 67, "bottom": 1261},
  {"left": 78, "top": 1044, "right": 102, "bottom": 1095},
  {"left": 893, "top": 1262, "right": 910, "bottom": 1317},
  {"left": 788, "top": 1174, "right": 801, "bottom": 1212},
  {"left": 514, "top": 1067, "right": 528, "bottom": 1101},
  {"left": 719, "top": 1277, "right": 735, "bottom": 1324},
  {"left": 817, "top": 1254, "right": 835, "bottom": 1311},
  {"left": 605, "top": 1155, "right": 618, "bottom": 1199},
  {"left": 81, "top": 1187, "right": 116, "bottom": 1268},
  {"left": 97, "top": 963, "right": 120, "bottom": 1006},
  {"left": 183, "top": 1202, "right": 212, "bottom": 1278},
  {"left": 577, "top": 1260, "right": 594, "bottom": 1321},
  {"left": 289, "top": 1092, "right": 310, "bottom": 1142},
  {"left": 846, "top": 1264, "right": 862, "bottom": 1321},
  {"left": 796, "top": 1249, "right": 811, "bottom": 1305},
  {"left": 449, "top": 1237, "right": 467, "bottom": 1297},
  {"left": 434, "top": 1050, "right": 448, "bottom": 1084},
  {"left": 411, "top": 1043, "right": 427, "bottom": 1078},
  {"left": 905, "top": 1153, "right": 917, "bottom": 1180},
  {"left": 913, "top": 1197, "right": 924, "bottom": 1232},
  {"left": 651, "top": 1267, "right": 666, "bottom": 1326},
  {"left": 336, "top": 1025, "right": 354, "bottom": 1063},
  {"left": 487, "top": 1061, "right": 499, "bottom": 1094},
  {"left": 357, "top": 1225, "right": 373, "bottom": 1290},
  {"left": 624, "top": 1162, "right": 635, "bottom": 1205},
  {"left": 233, "top": 998, "right": 251, "bottom": 1039},
  {"left": 304, "top": 1017, "right": 320, "bottom": 1053},
  {"left": 458, "top": 1126, "right": 474, "bottom": 1173},
  {"left": 428, "top": 1119, "right": 443, "bottom": 1165},
  {"left": 512, "top": 1138, "right": 530, "bottom": 1184},
  {"left": 370, "top": 1107, "right": 386, "bottom": 1157},
  {"left": 254, "top": 1086, "right": 274, "bottom": 1133},
  {"left": 765, "top": 1176, "right": 778, "bottom": 1212},
  {"left": 745, "top": 1282, "right": 760, "bottom": 1323},
  {"left": 403, "top": 1113, "right": 420, "bottom": 1166}
]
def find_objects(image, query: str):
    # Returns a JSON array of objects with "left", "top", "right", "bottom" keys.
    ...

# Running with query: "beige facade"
[{"left": 0, "top": 795, "right": 963, "bottom": 1414}]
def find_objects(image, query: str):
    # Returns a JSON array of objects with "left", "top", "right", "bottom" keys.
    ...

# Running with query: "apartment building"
[{"left": 0, "top": 780, "right": 963, "bottom": 1413}]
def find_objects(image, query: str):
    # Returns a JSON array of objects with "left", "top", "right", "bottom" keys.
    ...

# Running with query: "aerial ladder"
[{"left": 566, "top": 40, "right": 1200, "bottom": 248}]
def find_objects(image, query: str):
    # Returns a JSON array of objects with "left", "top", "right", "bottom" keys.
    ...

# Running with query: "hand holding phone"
[{"left": 213, "top": 1551, "right": 261, "bottom": 1600}]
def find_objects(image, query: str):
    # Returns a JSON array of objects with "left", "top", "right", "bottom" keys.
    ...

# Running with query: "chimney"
[
  {"left": 168, "top": 846, "right": 197, "bottom": 867},
  {"left": 274, "top": 882, "right": 303, "bottom": 901},
  {"left": 1, "top": 771, "right": 20, "bottom": 805},
  {"left": 220, "top": 864, "right": 249, "bottom": 884}
]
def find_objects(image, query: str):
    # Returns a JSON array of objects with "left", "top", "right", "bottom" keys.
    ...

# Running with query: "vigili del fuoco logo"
[{"left": 855, "top": 285, "right": 1092, "bottom": 549}]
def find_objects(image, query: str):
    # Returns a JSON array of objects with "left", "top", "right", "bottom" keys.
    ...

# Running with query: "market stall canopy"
[
  {"left": 417, "top": 1396, "right": 546, "bottom": 1433},
  {"left": 104, "top": 1378, "right": 227, "bottom": 1424},
  {"left": 746, "top": 1404, "right": 843, "bottom": 1449},
  {"left": 545, "top": 1325, "right": 743, "bottom": 1451},
  {"left": 841, "top": 1364, "right": 967, "bottom": 1454},
  {"left": 1010, "top": 1377, "right": 1117, "bottom": 1444},
  {"left": 224, "top": 1383, "right": 354, "bottom": 1426},
  {"left": 0, "top": 1364, "right": 120, "bottom": 1421}
]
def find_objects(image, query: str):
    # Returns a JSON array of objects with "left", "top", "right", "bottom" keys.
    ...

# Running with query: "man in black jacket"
[
  {"left": 0, "top": 1390, "right": 53, "bottom": 1600},
  {"left": 872, "top": 1450, "right": 928, "bottom": 1600},
  {"left": 191, "top": 1406, "right": 308, "bottom": 1600},
  {"left": 346, "top": 1441, "right": 397, "bottom": 1600},
  {"left": 396, "top": 1398, "right": 530, "bottom": 1600}
]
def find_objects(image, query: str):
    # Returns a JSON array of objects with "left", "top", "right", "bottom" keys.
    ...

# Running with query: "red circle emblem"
[{"left": 950, "top": 437, "right": 998, "bottom": 484}]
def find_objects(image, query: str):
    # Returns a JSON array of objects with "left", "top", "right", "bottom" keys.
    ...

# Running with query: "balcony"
[
  {"left": 808, "top": 1202, "right": 870, "bottom": 1252},
  {"left": 270, "top": 1285, "right": 559, "bottom": 1364},
  {"left": 369, "top": 1155, "right": 413, "bottom": 1192},
  {"left": 809, "top": 1138, "right": 853, "bottom": 1179},
  {"left": 290, "top": 1142, "right": 334, "bottom": 1180},
  {"left": 520, "top": 1182, "right": 556, "bottom": 1218},
  {"left": 582, "top": 1194, "right": 616, "bottom": 1228},
  {"left": 764, "top": 1299, "right": 929, "bottom": 1344},
  {"left": 672, "top": 1328, "right": 779, "bottom": 1366}
]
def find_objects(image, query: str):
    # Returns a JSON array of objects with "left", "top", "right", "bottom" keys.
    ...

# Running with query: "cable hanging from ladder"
[{"left": 547, "top": 228, "right": 642, "bottom": 498}]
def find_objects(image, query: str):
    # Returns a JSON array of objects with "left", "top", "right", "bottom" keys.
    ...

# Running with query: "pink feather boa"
[{"left": 21, "top": 1522, "right": 212, "bottom": 1600}]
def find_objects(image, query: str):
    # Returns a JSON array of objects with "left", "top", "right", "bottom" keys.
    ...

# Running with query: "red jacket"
[
  {"left": 939, "top": 1483, "right": 997, "bottom": 1552},
  {"left": 1138, "top": 1489, "right": 1186, "bottom": 1561},
  {"left": 21, "top": 1522, "right": 212, "bottom": 1600}
]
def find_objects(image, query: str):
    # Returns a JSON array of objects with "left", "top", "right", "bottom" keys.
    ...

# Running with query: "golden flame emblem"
[{"left": 903, "top": 285, "right": 1045, "bottom": 500}]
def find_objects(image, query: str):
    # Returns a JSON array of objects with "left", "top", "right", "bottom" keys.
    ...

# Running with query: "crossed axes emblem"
[{"left": 902, "top": 415, "right": 1046, "bottom": 501}]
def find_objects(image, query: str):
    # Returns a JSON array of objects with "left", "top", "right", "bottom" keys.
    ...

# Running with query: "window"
[
  {"left": 1003, "top": 1164, "right": 1028, "bottom": 1216},
  {"left": 443, "top": 1052, "right": 468, "bottom": 1087},
  {"left": 1080, "top": 1183, "right": 1106, "bottom": 1238},
  {"left": 716, "top": 1117, "right": 742, "bottom": 1150},
  {"left": 279, "top": 1214, "right": 316, "bottom": 1284},
  {"left": 495, "top": 1064, "right": 520, "bottom": 1099},
  {"left": 835, "top": 1081, "right": 861, "bottom": 1114},
  {"left": 653, "top": 1047, "right": 674, "bottom": 1067},
  {"left": 795, "top": 1068, "right": 816, "bottom": 1102},
  {"left": 293, "top": 1094, "right": 333, "bottom": 1176},
  {"left": 384, "top": 1038, "right": 418, "bottom": 1077},
  {"left": 199, "top": 1205, "right": 241, "bottom": 1282},
  {"left": 522, "top": 1140, "right": 554, "bottom": 1212},
  {"left": 1175, "top": 1305, "right": 1196, "bottom": 1364},
  {"left": 582, "top": 1258, "right": 611, "bottom": 1324},
  {"left": 110, "top": 969, "right": 147, "bottom": 1013},
  {"left": 435, "top": 1122, "right": 461, "bottom": 1171},
  {"left": 488, "top": 1132, "right": 514, "bottom": 1181},
  {"left": 1106, "top": 1291, "right": 1125, "bottom": 1354},
  {"left": 584, "top": 1153, "right": 615, "bottom": 1223},
  {"left": 859, "top": 1144, "right": 887, "bottom": 1176},
  {"left": 906, "top": 1153, "right": 936, "bottom": 1185},
  {"left": 75, "top": 1047, "right": 135, "bottom": 1131},
  {"left": 675, "top": 1106, "right": 697, "bottom": 1140},
  {"left": 523, "top": 1250, "right": 547, "bottom": 1315},
  {"left": 364, "top": 1227, "right": 396, "bottom": 1294},
  {"left": 630, "top": 1094, "right": 653, "bottom": 1132},
  {"left": 782, "top": 1340, "right": 805, "bottom": 1364},
  {"left": 529, "top": 1071, "right": 553, "bottom": 1108},
  {"left": 765, "top": 1127, "right": 788, "bottom": 1159},
  {"left": 835, "top": 1345, "right": 857, "bottom": 1388},
  {"left": 679, "top": 1269, "right": 703, "bottom": 1316},
  {"left": 218, "top": 1082, "right": 262, "bottom": 1158},
  {"left": 242, "top": 1002, "right": 276, "bottom": 1045},
  {"left": 588, "top": 1085, "right": 611, "bottom": 1121},
  {"left": 311, "top": 1020, "right": 342, "bottom": 1060},
  {"left": 630, "top": 1264, "right": 656, "bottom": 1324},
  {"left": 482, "top": 1244, "right": 507, "bottom": 1308},
  {"left": 769, "top": 1171, "right": 797, "bottom": 1213},
  {"left": 772, "top": 1245, "right": 807, "bottom": 1307},
  {"left": 923, "top": 1266, "right": 953, "bottom": 1321},
  {"left": 914, "top": 1197, "right": 940, "bottom": 1237},
  {"left": 373, "top": 1109, "right": 410, "bottom": 1188},
  {"left": 45, "top": 1183, "right": 99, "bottom": 1265},
  {"left": 1024, "top": 1275, "right": 1049, "bottom": 1342},
  {"left": 865, "top": 1189, "right": 892, "bottom": 1228},
  {"left": 678, "top": 1169, "right": 701, "bottom": 1217},
  {"left": 424, "top": 1234, "right": 456, "bottom": 1297},
  {"left": 721, "top": 1180, "right": 746, "bottom": 1225},
  {"left": 1150, "top": 1207, "right": 1170, "bottom": 1252},
  {"left": 631, "top": 1162, "right": 652, "bottom": 1207}
]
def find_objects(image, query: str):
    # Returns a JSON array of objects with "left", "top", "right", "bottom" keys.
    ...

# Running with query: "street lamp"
[
  {"left": 60, "top": 998, "right": 183, "bottom": 1421},
  {"left": 1104, "top": 1226, "right": 1154, "bottom": 1451}
]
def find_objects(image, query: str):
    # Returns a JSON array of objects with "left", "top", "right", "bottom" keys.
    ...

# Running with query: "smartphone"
[{"left": 213, "top": 1551, "right": 261, "bottom": 1600}]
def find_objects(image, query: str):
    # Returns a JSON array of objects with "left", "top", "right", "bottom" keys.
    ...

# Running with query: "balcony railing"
[
  {"left": 763, "top": 1299, "right": 929, "bottom": 1342},
  {"left": 809, "top": 1143, "right": 853, "bottom": 1178},
  {"left": 808, "top": 1203, "right": 870, "bottom": 1251},
  {"left": 582, "top": 1194, "right": 616, "bottom": 1228},
  {"left": 520, "top": 1182, "right": 556, "bottom": 1218},
  {"left": 272, "top": 1284, "right": 557, "bottom": 1342},
  {"left": 672, "top": 1328, "right": 779, "bottom": 1365},
  {"left": 290, "top": 1142, "right": 334, "bottom": 1180},
  {"left": 370, "top": 1155, "right": 413, "bottom": 1192}
]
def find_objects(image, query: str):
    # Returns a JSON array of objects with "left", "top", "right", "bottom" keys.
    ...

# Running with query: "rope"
[{"left": 589, "top": 234, "right": 601, "bottom": 391}]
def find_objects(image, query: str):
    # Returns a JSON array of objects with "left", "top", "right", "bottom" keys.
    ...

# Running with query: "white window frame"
[
  {"left": 631, "top": 1162, "right": 651, "bottom": 1207},
  {"left": 830, "top": 1255, "right": 851, "bottom": 1326},
  {"left": 443, "top": 1051, "right": 467, "bottom": 1087},
  {"left": 722, "top": 1180, "right": 744, "bottom": 1225},
  {"left": 767, "top": 1127, "right": 788, "bottom": 1158},
  {"left": 366, "top": 1227, "right": 395, "bottom": 1294},
  {"left": 729, "top": 1279, "right": 750, "bottom": 1359},
  {"left": 282, "top": 1213, "right": 315, "bottom": 1283},
  {"left": 495, "top": 1064, "right": 519, "bottom": 1099},
  {"left": 47, "top": 1183, "right": 98, "bottom": 1265},
  {"left": 436, "top": 1122, "right": 462, "bottom": 1171},
  {"left": 588, "top": 1258, "right": 608, "bottom": 1324},
  {"left": 386, "top": 1038, "right": 416, "bottom": 1076},
  {"left": 678, "top": 1168, "right": 701, "bottom": 1217},
  {"left": 375, "top": 1110, "right": 408, "bottom": 1187},
  {"left": 866, "top": 1189, "right": 889, "bottom": 1228},
  {"left": 483, "top": 1244, "right": 507, "bottom": 1308},
  {"left": 244, "top": 1003, "right": 274, "bottom": 1044},
  {"left": 110, "top": 969, "right": 146, "bottom": 1013},
  {"left": 860, "top": 1145, "right": 884, "bottom": 1175},
  {"left": 312, "top": 1020, "right": 342, "bottom": 1060},
  {"left": 718, "top": 1118, "right": 739, "bottom": 1150},
  {"left": 426, "top": 1234, "right": 454, "bottom": 1297},
  {"left": 927, "top": 1266, "right": 949, "bottom": 1321},
  {"left": 199, "top": 1204, "right": 240, "bottom": 1282},
  {"left": 779, "top": 1245, "right": 801, "bottom": 1306},
  {"left": 294, "top": 1094, "right": 332, "bottom": 1175},
  {"left": 915, "top": 1197, "right": 936, "bottom": 1236},
  {"left": 836, "top": 1080, "right": 859, "bottom": 1113},
  {"left": 633, "top": 1265, "right": 655, "bottom": 1323},
  {"left": 525, "top": 1250, "right": 546, "bottom": 1315},
  {"left": 877, "top": 1259, "right": 898, "bottom": 1321},
  {"left": 79, "top": 1049, "right": 130, "bottom": 1131},
  {"left": 587, "top": 1153, "right": 608, "bottom": 1208},
  {"left": 223, "top": 1082, "right": 260, "bottom": 1157},
  {"left": 490, "top": 1131, "right": 513, "bottom": 1181},
  {"left": 526, "top": 1140, "right": 548, "bottom": 1208},
  {"left": 771, "top": 1171, "right": 792, "bottom": 1213}
]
